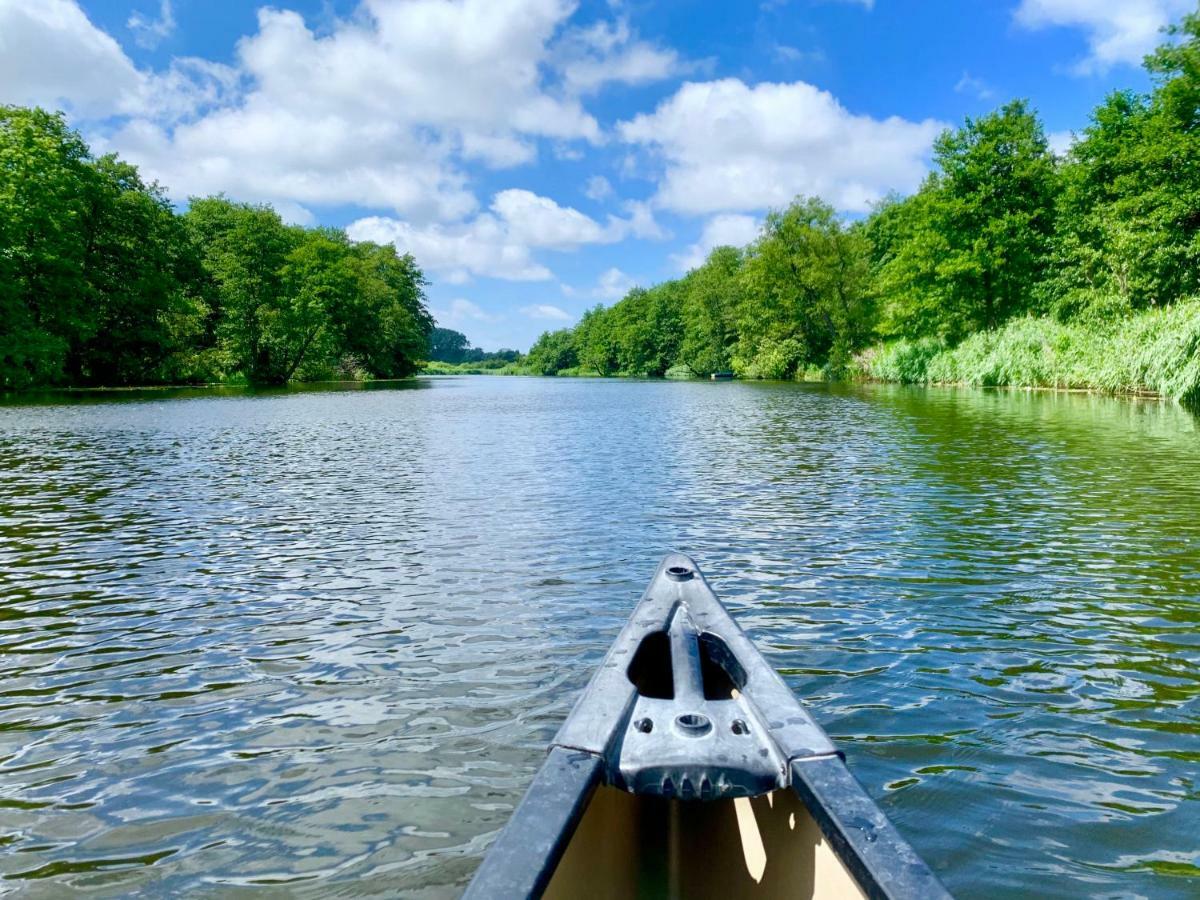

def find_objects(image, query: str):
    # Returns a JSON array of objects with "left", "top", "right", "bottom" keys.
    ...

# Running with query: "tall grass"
[{"left": 859, "top": 300, "right": 1200, "bottom": 405}]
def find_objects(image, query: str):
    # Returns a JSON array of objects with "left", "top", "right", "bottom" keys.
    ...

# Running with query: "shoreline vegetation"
[
  {"left": 1, "top": 108, "right": 432, "bottom": 391},
  {"left": 5, "top": 15, "right": 1200, "bottom": 407},
  {"left": 503, "top": 16, "right": 1200, "bottom": 408}
]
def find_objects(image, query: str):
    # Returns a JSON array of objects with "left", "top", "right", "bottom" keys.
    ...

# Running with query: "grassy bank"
[
  {"left": 858, "top": 301, "right": 1200, "bottom": 405},
  {"left": 421, "top": 360, "right": 523, "bottom": 375}
]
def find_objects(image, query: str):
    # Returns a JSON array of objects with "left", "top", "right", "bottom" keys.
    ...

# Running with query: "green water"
[{"left": 0, "top": 377, "right": 1197, "bottom": 897}]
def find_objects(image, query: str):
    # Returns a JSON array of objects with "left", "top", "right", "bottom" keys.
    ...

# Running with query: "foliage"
[
  {"left": 429, "top": 327, "right": 471, "bottom": 362},
  {"left": 525, "top": 328, "right": 578, "bottom": 375},
  {"left": 859, "top": 302, "right": 1200, "bottom": 405},
  {"left": 0, "top": 108, "right": 431, "bottom": 389},
  {"left": 519, "top": 15, "right": 1200, "bottom": 403},
  {"left": 872, "top": 101, "right": 1059, "bottom": 342},
  {"left": 10, "top": 5, "right": 1200, "bottom": 401},
  {"left": 734, "top": 197, "right": 872, "bottom": 377},
  {"left": 0, "top": 107, "right": 99, "bottom": 388},
  {"left": 428, "top": 327, "right": 520, "bottom": 367},
  {"left": 677, "top": 245, "right": 740, "bottom": 376}
]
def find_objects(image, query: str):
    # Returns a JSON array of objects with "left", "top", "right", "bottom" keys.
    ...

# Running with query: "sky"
[{"left": 0, "top": 0, "right": 1191, "bottom": 350}]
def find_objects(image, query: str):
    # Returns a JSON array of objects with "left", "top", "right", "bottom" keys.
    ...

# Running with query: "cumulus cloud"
[
  {"left": 584, "top": 174, "right": 613, "bottom": 201},
  {"left": 128, "top": 0, "right": 175, "bottom": 49},
  {"left": 520, "top": 304, "right": 573, "bottom": 320},
  {"left": 431, "top": 298, "right": 503, "bottom": 330},
  {"left": 618, "top": 78, "right": 943, "bottom": 215},
  {"left": 593, "top": 267, "right": 636, "bottom": 299},
  {"left": 672, "top": 214, "right": 761, "bottom": 271},
  {"left": 1014, "top": 0, "right": 1192, "bottom": 74},
  {"left": 555, "top": 17, "right": 685, "bottom": 94},
  {"left": 0, "top": 0, "right": 144, "bottom": 117},
  {"left": 348, "top": 214, "right": 554, "bottom": 283},
  {"left": 123, "top": 2, "right": 605, "bottom": 218},
  {"left": 4, "top": 0, "right": 618, "bottom": 223},
  {"left": 346, "top": 189, "right": 655, "bottom": 282}
]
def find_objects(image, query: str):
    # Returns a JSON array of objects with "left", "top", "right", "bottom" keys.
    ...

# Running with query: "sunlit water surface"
[{"left": 1, "top": 377, "right": 1198, "bottom": 898}]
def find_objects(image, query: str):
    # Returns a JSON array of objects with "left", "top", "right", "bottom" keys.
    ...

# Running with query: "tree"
[
  {"left": 343, "top": 243, "right": 431, "bottom": 378},
  {"left": 0, "top": 107, "right": 95, "bottom": 388},
  {"left": 575, "top": 305, "right": 619, "bottom": 375},
  {"left": 874, "top": 101, "right": 1059, "bottom": 341},
  {"left": 608, "top": 284, "right": 683, "bottom": 377},
  {"left": 70, "top": 155, "right": 205, "bottom": 385},
  {"left": 735, "top": 197, "right": 872, "bottom": 377},
  {"left": 1047, "top": 14, "right": 1200, "bottom": 317},
  {"left": 183, "top": 197, "right": 299, "bottom": 384},
  {"left": 429, "top": 327, "right": 471, "bottom": 363},
  {"left": 679, "top": 246, "right": 741, "bottom": 376},
  {"left": 526, "top": 328, "right": 578, "bottom": 374}
]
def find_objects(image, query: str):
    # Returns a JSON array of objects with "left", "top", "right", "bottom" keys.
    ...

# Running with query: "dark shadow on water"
[{"left": 0, "top": 378, "right": 430, "bottom": 408}]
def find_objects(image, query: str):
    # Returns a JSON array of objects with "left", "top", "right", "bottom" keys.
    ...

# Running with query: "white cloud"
[
  {"left": 619, "top": 78, "right": 943, "bottom": 215},
  {"left": 348, "top": 214, "right": 554, "bottom": 283},
  {"left": 128, "top": 0, "right": 175, "bottom": 49},
  {"left": 493, "top": 188, "right": 609, "bottom": 249},
  {"left": 1047, "top": 129, "right": 1076, "bottom": 156},
  {"left": 555, "top": 18, "right": 684, "bottom": 94},
  {"left": 593, "top": 267, "right": 635, "bottom": 299},
  {"left": 954, "top": 71, "right": 995, "bottom": 100},
  {"left": 5, "top": 0, "right": 615, "bottom": 224},
  {"left": 432, "top": 298, "right": 502, "bottom": 328},
  {"left": 620, "top": 199, "right": 666, "bottom": 240},
  {"left": 672, "top": 213, "right": 761, "bottom": 271},
  {"left": 346, "top": 188, "right": 654, "bottom": 282},
  {"left": 0, "top": 0, "right": 144, "bottom": 118},
  {"left": 121, "top": 2, "right": 603, "bottom": 217},
  {"left": 1014, "top": 0, "right": 1192, "bottom": 74},
  {"left": 584, "top": 174, "right": 613, "bottom": 201},
  {"left": 520, "top": 303, "right": 573, "bottom": 320},
  {"left": 773, "top": 44, "right": 825, "bottom": 64}
]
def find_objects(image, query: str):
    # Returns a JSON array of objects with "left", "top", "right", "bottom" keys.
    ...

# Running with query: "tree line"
[
  {"left": 527, "top": 12, "right": 1200, "bottom": 396},
  {"left": 1, "top": 107, "right": 432, "bottom": 390},
  {"left": 427, "top": 327, "right": 520, "bottom": 366}
]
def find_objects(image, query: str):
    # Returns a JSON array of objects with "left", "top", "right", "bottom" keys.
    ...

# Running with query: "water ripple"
[{"left": 0, "top": 378, "right": 1198, "bottom": 897}]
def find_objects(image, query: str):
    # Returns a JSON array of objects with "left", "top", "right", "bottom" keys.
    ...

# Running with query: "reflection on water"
[{"left": 0, "top": 377, "right": 1198, "bottom": 897}]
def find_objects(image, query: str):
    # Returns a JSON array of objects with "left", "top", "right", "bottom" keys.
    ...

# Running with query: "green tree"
[
  {"left": 875, "top": 101, "right": 1059, "bottom": 340},
  {"left": 735, "top": 197, "right": 872, "bottom": 377},
  {"left": 678, "top": 246, "right": 741, "bottom": 376},
  {"left": 71, "top": 155, "right": 205, "bottom": 385},
  {"left": 429, "top": 326, "right": 471, "bottom": 363},
  {"left": 607, "top": 283, "right": 683, "bottom": 376},
  {"left": 1048, "top": 14, "right": 1200, "bottom": 317},
  {"left": 183, "top": 197, "right": 298, "bottom": 384},
  {"left": 526, "top": 328, "right": 578, "bottom": 375},
  {"left": 0, "top": 107, "right": 95, "bottom": 387},
  {"left": 342, "top": 242, "right": 431, "bottom": 378},
  {"left": 575, "top": 305, "right": 619, "bottom": 375}
]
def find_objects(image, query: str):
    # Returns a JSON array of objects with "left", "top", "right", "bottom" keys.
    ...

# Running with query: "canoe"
[{"left": 464, "top": 554, "right": 950, "bottom": 899}]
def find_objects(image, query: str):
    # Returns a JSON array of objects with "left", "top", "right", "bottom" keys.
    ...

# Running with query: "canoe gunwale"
[
  {"left": 790, "top": 756, "right": 951, "bottom": 900},
  {"left": 463, "top": 554, "right": 951, "bottom": 899},
  {"left": 462, "top": 746, "right": 603, "bottom": 899}
]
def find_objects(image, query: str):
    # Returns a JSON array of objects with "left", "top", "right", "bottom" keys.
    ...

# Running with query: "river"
[{"left": 0, "top": 376, "right": 1197, "bottom": 898}]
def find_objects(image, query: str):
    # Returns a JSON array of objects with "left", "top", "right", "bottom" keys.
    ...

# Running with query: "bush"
[
  {"left": 860, "top": 299, "right": 1200, "bottom": 404},
  {"left": 858, "top": 337, "right": 946, "bottom": 383}
]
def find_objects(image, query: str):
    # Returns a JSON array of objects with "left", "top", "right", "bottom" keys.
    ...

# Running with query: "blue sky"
[{"left": 1, "top": 0, "right": 1190, "bottom": 349}]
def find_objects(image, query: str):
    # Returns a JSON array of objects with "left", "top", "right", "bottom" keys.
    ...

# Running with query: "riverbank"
[
  {"left": 857, "top": 301, "right": 1200, "bottom": 405},
  {"left": 423, "top": 302, "right": 1200, "bottom": 409}
]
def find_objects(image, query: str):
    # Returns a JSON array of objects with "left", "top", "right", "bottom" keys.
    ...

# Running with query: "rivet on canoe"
[{"left": 634, "top": 718, "right": 653, "bottom": 734}]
